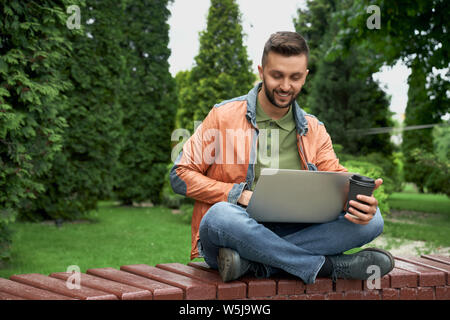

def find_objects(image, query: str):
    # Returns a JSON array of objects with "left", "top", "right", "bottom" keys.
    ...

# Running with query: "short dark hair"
[{"left": 261, "top": 31, "right": 309, "bottom": 66}]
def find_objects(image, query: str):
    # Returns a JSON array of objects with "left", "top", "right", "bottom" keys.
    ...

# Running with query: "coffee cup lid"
[{"left": 350, "top": 174, "right": 375, "bottom": 185}]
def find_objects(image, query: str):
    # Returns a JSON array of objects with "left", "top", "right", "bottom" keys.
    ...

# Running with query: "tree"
[
  {"left": 330, "top": 0, "right": 448, "bottom": 74},
  {"left": 17, "top": 0, "right": 127, "bottom": 221},
  {"left": 295, "top": 0, "right": 394, "bottom": 156},
  {"left": 402, "top": 59, "right": 448, "bottom": 193},
  {"left": 329, "top": 0, "right": 449, "bottom": 132},
  {"left": 175, "top": 0, "right": 254, "bottom": 132},
  {"left": 0, "top": 0, "right": 73, "bottom": 259},
  {"left": 114, "top": 0, "right": 176, "bottom": 205}
]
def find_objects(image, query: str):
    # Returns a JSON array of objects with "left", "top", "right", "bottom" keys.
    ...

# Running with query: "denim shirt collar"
[{"left": 246, "top": 82, "right": 309, "bottom": 136}]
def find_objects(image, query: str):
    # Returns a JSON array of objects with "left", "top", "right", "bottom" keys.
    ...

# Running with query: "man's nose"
[{"left": 280, "top": 79, "right": 290, "bottom": 92}]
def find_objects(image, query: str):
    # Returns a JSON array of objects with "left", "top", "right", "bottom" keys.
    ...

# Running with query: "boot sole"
[{"left": 217, "top": 248, "right": 240, "bottom": 282}]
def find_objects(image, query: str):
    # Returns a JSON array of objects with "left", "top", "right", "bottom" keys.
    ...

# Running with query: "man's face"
[{"left": 258, "top": 52, "right": 309, "bottom": 109}]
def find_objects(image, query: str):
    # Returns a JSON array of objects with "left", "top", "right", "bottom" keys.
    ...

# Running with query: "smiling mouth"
[{"left": 276, "top": 91, "right": 291, "bottom": 98}]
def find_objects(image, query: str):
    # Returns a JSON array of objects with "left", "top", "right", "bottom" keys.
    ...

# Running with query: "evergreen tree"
[
  {"left": 114, "top": 0, "right": 176, "bottom": 205},
  {"left": 402, "top": 59, "right": 443, "bottom": 192},
  {"left": 175, "top": 0, "right": 254, "bottom": 132},
  {"left": 295, "top": 0, "right": 394, "bottom": 156},
  {"left": 0, "top": 0, "right": 73, "bottom": 259},
  {"left": 18, "top": 0, "right": 126, "bottom": 221}
]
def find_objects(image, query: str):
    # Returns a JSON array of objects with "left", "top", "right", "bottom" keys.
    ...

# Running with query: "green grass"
[
  {"left": 380, "top": 191, "right": 450, "bottom": 248},
  {"left": 387, "top": 192, "right": 450, "bottom": 215},
  {"left": 0, "top": 202, "right": 196, "bottom": 279}
]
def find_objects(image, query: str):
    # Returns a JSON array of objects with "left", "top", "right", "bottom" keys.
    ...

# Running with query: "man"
[{"left": 170, "top": 31, "right": 394, "bottom": 284}]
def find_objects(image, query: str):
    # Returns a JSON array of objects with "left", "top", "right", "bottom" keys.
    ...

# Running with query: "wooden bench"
[{"left": 0, "top": 254, "right": 449, "bottom": 300}]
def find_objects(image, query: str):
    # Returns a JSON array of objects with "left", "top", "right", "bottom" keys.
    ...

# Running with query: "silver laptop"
[{"left": 246, "top": 168, "right": 354, "bottom": 223}]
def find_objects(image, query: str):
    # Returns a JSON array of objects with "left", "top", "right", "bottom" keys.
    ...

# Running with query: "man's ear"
[{"left": 257, "top": 65, "right": 264, "bottom": 81}]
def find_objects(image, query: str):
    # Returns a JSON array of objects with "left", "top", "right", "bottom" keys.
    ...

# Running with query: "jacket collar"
[{"left": 246, "top": 82, "right": 309, "bottom": 136}]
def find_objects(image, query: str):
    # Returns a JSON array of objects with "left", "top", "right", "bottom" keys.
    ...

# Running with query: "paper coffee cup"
[{"left": 346, "top": 174, "right": 376, "bottom": 214}]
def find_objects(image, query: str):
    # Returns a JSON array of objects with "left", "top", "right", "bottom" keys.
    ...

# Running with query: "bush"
[
  {"left": 410, "top": 148, "right": 450, "bottom": 196},
  {"left": 335, "top": 144, "right": 403, "bottom": 195},
  {"left": 342, "top": 159, "right": 390, "bottom": 215}
]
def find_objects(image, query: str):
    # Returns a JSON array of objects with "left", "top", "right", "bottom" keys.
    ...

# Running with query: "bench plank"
[
  {"left": 0, "top": 278, "right": 73, "bottom": 300},
  {"left": 156, "top": 263, "right": 246, "bottom": 300},
  {"left": 394, "top": 258, "right": 446, "bottom": 287},
  {"left": 51, "top": 272, "right": 153, "bottom": 300},
  {"left": 396, "top": 256, "right": 450, "bottom": 285},
  {"left": 120, "top": 264, "right": 216, "bottom": 300},
  {"left": 86, "top": 267, "right": 183, "bottom": 300},
  {"left": 10, "top": 274, "right": 117, "bottom": 300}
]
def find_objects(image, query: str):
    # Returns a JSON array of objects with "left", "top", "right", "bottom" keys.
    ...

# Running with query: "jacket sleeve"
[
  {"left": 314, "top": 123, "right": 347, "bottom": 173},
  {"left": 170, "top": 108, "right": 246, "bottom": 205}
]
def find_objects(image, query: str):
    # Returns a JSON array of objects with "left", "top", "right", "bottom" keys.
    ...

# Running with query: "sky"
[{"left": 167, "top": 0, "right": 411, "bottom": 122}]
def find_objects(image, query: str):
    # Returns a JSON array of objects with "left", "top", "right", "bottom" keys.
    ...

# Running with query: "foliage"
[
  {"left": 175, "top": 0, "right": 254, "bottom": 132},
  {"left": 294, "top": 0, "right": 395, "bottom": 156},
  {"left": 410, "top": 148, "right": 450, "bottom": 196},
  {"left": 20, "top": 0, "right": 126, "bottom": 221},
  {"left": 329, "top": 0, "right": 448, "bottom": 74},
  {"left": 114, "top": 0, "right": 176, "bottom": 206},
  {"left": 401, "top": 60, "right": 446, "bottom": 192},
  {"left": 328, "top": 0, "right": 449, "bottom": 187},
  {"left": 339, "top": 151, "right": 402, "bottom": 195},
  {"left": 0, "top": 0, "right": 74, "bottom": 261},
  {"left": 433, "top": 124, "right": 450, "bottom": 163}
]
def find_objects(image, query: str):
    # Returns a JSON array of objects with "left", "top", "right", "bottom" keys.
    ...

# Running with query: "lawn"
[
  {"left": 380, "top": 192, "right": 450, "bottom": 248},
  {"left": 0, "top": 202, "right": 195, "bottom": 279},
  {"left": 0, "top": 191, "right": 449, "bottom": 279}
]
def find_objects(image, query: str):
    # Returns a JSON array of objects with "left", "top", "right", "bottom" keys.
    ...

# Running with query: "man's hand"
[
  {"left": 238, "top": 190, "right": 253, "bottom": 207},
  {"left": 345, "top": 178, "right": 383, "bottom": 225}
]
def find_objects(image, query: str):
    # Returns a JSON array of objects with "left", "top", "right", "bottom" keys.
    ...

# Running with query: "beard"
[{"left": 262, "top": 80, "right": 299, "bottom": 109}]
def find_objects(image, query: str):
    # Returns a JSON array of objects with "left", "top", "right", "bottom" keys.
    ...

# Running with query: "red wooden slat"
[
  {"left": 394, "top": 258, "right": 446, "bottom": 287},
  {"left": 421, "top": 254, "right": 450, "bottom": 266},
  {"left": 156, "top": 263, "right": 246, "bottom": 300},
  {"left": 396, "top": 256, "right": 450, "bottom": 285},
  {"left": 120, "top": 264, "right": 216, "bottom": 300},
  {"left": 86, "top": 267, "right": 183, "bottom": 300},
  {"left": 50, "top": 272, "right": 153, "bottom": 300},
  {"left": 10, "top": 274, "right": 117, "bottom": 300},
  {"left": 0, "top": 278, "right": 73, "bottom": 300}
]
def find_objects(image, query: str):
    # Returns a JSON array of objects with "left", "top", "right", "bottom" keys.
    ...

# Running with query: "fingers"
[
  {"left": 345, "top": 195, "right": 378, "bottom": 225},
  {"left": 374, "top": 178, "right": 383, "bottom": 191}
]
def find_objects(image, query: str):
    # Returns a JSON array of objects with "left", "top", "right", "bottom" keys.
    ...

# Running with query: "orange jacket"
[{"left": 170, "top": 83, "right": 347, "bottom": 259}]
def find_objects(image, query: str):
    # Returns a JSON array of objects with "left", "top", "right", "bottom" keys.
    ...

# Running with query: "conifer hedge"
[
  {"left": 0, "top": 0, "right": 176, "bottom": 263},
  {"left": 0, "top": 1, "right": 73, "bottom": 261}
]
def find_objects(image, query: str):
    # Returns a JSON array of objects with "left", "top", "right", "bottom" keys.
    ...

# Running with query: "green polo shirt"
[{"left": 252, "top": 97, "right": 302, "bottom": 190}]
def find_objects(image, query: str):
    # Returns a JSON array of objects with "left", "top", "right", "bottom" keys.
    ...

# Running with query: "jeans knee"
[{"left": 200, "top": 201, "right": 237, "bottom": 236}]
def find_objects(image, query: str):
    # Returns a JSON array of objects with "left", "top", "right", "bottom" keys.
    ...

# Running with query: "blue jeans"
[{"left": 198, "top": 201, "right": 384, "bottom": 284}]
